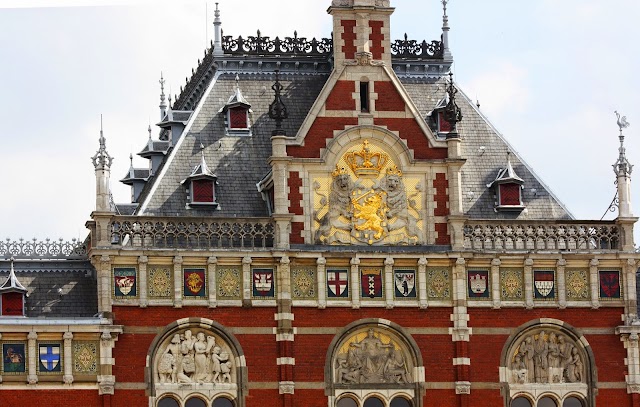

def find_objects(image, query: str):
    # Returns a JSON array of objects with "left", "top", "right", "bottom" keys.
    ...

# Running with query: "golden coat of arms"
[{"left": 314, "top": 140, "right": 422, "bottom": 245}]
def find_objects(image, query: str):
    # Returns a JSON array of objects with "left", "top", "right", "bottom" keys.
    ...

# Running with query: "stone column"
[
  {"left": 275, "top": 255, "right": 295, "bottom": 404},
  {"left": 524, "top": 258, "right": 534, "bottom": 309},
  {"left": 418, "top": 257, "right": 428, "bottom": 309},
  {"left": 242, "top": 255, "right": 252, "bottom": 306},
  {"left": 351, "top": 257, "right": 361, "bottom": 309},
  {"left": 27, "top": 331, "right": 38, "bottom": 384},
  {"left": 138, "top": 255, "right": 148, "bottom": 308},
  {"left": 385, "top": 257, "right": 395, "bottom": 309},
  {"left": 63, "top": 331, "right": 74, "bottom": 384},
  {"left": 99, "top": 255, "right": 112, "bottom": 314},
  {"left": 589, "top": 259, "right": 600, "bottom": 309},
  {"left": 317, "top": 256, "right": 327, "bottom": 309},
  {"left": 616, "top": 326, "right": 640, "bottom": 396},
  {"left": 98, "top": 331, "right": 115, "bottom": 395},
  {"left": 491, "top": 258, "right": 501, "bottom": 309},
  {"left": 557, "top": 259, "right": 567, "bottom": 309},
  {"left": 173, "top": 255, "right": 183, "bottom": 308},
  {"left": 451, "top": 257, "right": 471, "bottom": 403},
  {"left": 208, "top": 256, "right": 218, "bottom": 308},
  {"left": 626, "top": 258, "right": 638, "bottom": 322}
]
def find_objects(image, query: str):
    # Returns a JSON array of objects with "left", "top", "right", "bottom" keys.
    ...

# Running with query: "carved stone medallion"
[
  {"left": 565, "top": 269, "right": 589, "bottom": 300},
  {"left": 427, "top": 267, "right": 451, "bottom": 300},
  {"left": 148, "top": 267, "right": 172, "bottom": 298},
  {"left": 334, "top": 328, "right": 414, "bottom": 385},
  {"left": 501, "top": 268, "right": 524, "bottom": 300}
]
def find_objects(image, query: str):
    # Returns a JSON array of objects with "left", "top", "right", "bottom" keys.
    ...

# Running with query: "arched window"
[
  {"left": 363, "top": 396, "right": 384, "bottom": 407},
  {"left": 538, "top": 397, "right": 557, "bottom": 407},
  {"left": 511, "top": 397, "right": 532, "bottom": 407},
  {"left": 502, "top": 321, "right": 596, "bottom": 407},
  {"left": 158, "top": 397, "right": 180, "bottom": 407},
  {"left": 213, "top": 397, "right": 234, "bottom": 407},
  {"left": 562, "top": 397, "right": 584, "bottom": 407},
  {"left": 185, "top": 397, "right": 207, "bottom": 407},
  {"left": 390, "top": 397, "right": 413, "bottom": 407},
  {"left": 336, "top": 397, "right": 358, "bottom": 407}
]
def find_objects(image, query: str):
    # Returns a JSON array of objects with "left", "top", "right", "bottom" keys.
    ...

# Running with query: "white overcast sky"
[{"left": 0, "top": 0, "right": 638, "bottom": 244}]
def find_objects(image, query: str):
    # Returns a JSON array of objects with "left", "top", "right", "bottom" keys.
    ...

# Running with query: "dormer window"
[
  {"left": 182, "top": 144, "right": 219, "bottom": 208},
  {"left": 1, "top": 258, "right": 27, "bottom": 317},
  {"left": 487, "top": 152, "right": 525, "bottom": 212},
  {"left": 219, "top": 75, "right": 252, "bottom": 136},
  {"left": 427, "top": 94, "right": 451, "bottom": 138}
]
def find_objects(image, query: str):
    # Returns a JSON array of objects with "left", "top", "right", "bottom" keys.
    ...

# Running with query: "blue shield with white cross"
[{"left": 39, "top": 344, "right": 61, "bottom": 372}]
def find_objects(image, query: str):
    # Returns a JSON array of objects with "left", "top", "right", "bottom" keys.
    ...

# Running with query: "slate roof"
[
  {"left": 0, "top": 260, "right": 98, "bottom": 318},
  {"left": 139, "top": 140, "right": 170, "bottom": 157}
]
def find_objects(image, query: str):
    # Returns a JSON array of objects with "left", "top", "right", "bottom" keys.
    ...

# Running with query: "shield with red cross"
[{"left": 327, "top": 269, "right": 349, "bottom": 298}]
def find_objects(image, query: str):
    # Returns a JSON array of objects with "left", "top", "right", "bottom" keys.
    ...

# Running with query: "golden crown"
[
  {"left": 344, "top": 140, "right": 388, "bottom": 178},
  {"left": 386, "top": 165, "right": 403, "bottom": 177},
  {"left": 331, "top": 165, "right": 349, "bottom": 178}
]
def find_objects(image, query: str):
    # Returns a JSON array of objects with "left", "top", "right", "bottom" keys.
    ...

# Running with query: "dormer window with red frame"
[
  {"left": 181, "top": 144, "right": 219, "bottom": 208},
  {"left": 487, "top": 153, "right": 525, "bottom": 212},
  {"left": 427, "top": 95, "right": 452, "bottom": 138},
  {"left": 219, "top": 75, "right": 252, "bottom": 136},
  {"left": 1, "top": 259, "right": 27, "bottom": 317}
]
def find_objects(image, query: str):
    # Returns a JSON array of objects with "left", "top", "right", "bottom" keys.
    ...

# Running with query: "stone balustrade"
[{"left": 463, "top": 220, "right": 620, "bottom": 252}]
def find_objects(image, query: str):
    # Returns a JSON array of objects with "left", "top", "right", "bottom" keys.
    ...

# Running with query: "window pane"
[
  {"left": 2, "top": 292, "right": 24, "bottom": 316},
  {"left": 363, "top": 396, "right": 385, "bottom": 407},
  {"left": 185, "top": 397, "right": 207, "bottom": 407},
  {"left": 158, "top": 397, "right": 180, "bottom": 407},
  {"left": 500, "top": 183, "right": 521, "bottom": 206},
  {"left": 538, "top": 397, "right": 558, "bottom": 407},
  {"left": 563, "top": 397, "right": 583, "bottom": 407},
  {"left": 229, "top": 107, "right": 248, "bottom": 128},
  {"left": 390, "top": 397, "right": 412, "bottom": 407},
  {"left": 337, "top": 397, "right": 358, "bottom": 407},
  {"left": 511, "top": 397, "right": 532, "bottom": 407},
  {"left": 213, "top": 397, "right": 235, "bottom": 407},
  {"left": 193, "top": 180, "right": 214, "bottom": 203}
]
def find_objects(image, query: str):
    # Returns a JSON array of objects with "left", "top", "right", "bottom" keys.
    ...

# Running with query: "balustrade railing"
[
  {"left": 109, "top": 216, "right": 275, "bottom": 250},
  {"left": 0, "top": 238, "right": 88, "bottom": 259},
  {"left": 463, "top": 220, "right": 620, "bottom": 252}
]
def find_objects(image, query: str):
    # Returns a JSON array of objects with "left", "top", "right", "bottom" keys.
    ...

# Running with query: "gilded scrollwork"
[
  {"left": 334, "top": 328, "right": 413, "bottom": 384},
  {"left": 509, "top": 329, "right": 584, "bottom": 385}
]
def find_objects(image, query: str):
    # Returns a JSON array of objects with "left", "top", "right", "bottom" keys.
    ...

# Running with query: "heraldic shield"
[
  {"left": 39, "top": 344, "right": 61, "bottom": 372},
  {"left": 394, "top": 270, "right": 416, "bottom": 298},
  {"left": 328, "top": 269, "right": 349, "bottom": 298}
]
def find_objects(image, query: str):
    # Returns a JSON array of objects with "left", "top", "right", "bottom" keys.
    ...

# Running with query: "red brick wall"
[
  {"left": 287, "top": 117, "right": 358, "bottom": 158},
  {"left": 369, "top": 20, "right": 384, "bottom": 60},
  {"left": 341, "top": 20, "right": 357, "bottom": 59},
  {"left": 290, "top": 221, "right": 304, "bottom": 244},
  {"left": 433, "top": 173, "right": 449, "bottom": 217},
  {"left": 0, "top": 390, "right": 102, "bottom": 407},
  {"left": 374, "top": 118, "right": 448, "bottom": 159},
  {"left": 112, "top": 390, "right": 146, "bottom": 407},
  {"left": 113, "top": 306, "right": 277, "bottom": 327},
  {"left": 374, "top": 81, "right": 405, "bottom": 112},
  {"left": 326, "top": 80, "right": 356, "bottom": 111},
  {"left": 288, "top": 172, "right": 303, "bottom": 216}
]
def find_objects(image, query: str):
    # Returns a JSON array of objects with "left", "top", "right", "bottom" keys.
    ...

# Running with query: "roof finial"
[
  {"left": 213, "top": 2, "right": 224, "bottom": 57},
  {"left": 441, "top": 0, "right": 453, "bottom": 61},
  {"left": 148, "top": 124, "right": 152, "bottom": 139},
  {"left": 0, "top": 256, "right": 27, "bottom": 293},
  {"left": 92, "top": 115, "right": 113, "bottom": 170},
  {"left": 159, "top": 72, "right": 167, "bottom": 120},
  {"left": 235, "top": 74, "right": 240, "bottom": 90},
  {"left": 614, "top": 111, "right": 632, "bottom": 178},
  {"left": 268, "top": 70, "right": 289, "bottom": 136},
  {"left": 443, "top": 72, "right": 462, "bottom": 139}
]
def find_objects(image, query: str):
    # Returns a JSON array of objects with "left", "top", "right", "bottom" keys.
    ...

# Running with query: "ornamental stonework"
[
  {"left": 509, "top": 330, "right": 585, "bottom": 385},
  {"left": 501, "top": 268, "right": 524, "bottom": 300},
  {"left": 73, "top": 341, "right": 98, "bottom": 374},
  {"left": 313, "top": 140, "right": 423, "bottom": 246},
  {"left": 291, "top": 266, "right": 316, "bottom": 299},
  {"left": 334, "top": 328, "right": 413, "bottom": 385},
  {"left": 155, "top": 328, "right": 236, "bottom": 386},
  {"left": 217, "top": 267, "right": 241, "bottom": 300},
  {"left": 565, "top": 269, "right": 589, "bottom": 300},
  {"left": 148, "top": 266, "right": 172, "bottom": 298},
  {"left": 426, "top": 267, "right": 451, "bottom": 300}
]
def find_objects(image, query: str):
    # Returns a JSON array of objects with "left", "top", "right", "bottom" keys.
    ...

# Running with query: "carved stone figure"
[
  {"left": 374, "top": 166, "right": 421, "bottom": 244},
  {"left": 315, "top": 166, "right": 354, "bottom": 244},
  {"left": 509, "top": 330, "right": 585, "bottom": 385},
  {"left": 334, "top": 328, "right": 414, "bottom": 384},
  {"left": 155, "top": 329, "right": 235, "bottom": 385}
]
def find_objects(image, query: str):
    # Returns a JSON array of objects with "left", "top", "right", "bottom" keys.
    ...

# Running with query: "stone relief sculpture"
[
  {"left": 510, "top": 330, "right": 585, "bottom": 385},
  {"left": 315, "top": 166, "right": 356, "bottom": 244},
  {"left": 334, "top": 328, "right": 413, "bottom": 384},
  {"left": 156, "top": 329, "right": 235, "bottom": 385}
]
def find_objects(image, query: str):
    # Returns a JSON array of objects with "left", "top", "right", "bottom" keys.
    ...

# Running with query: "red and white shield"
[{"left": 327, "top": 270, "right": 349, "bottom": 297}]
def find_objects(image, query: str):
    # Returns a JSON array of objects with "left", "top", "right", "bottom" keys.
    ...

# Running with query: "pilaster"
[
  {"left": 27, "top": 331, "right": 38, "bottom": 384},
  {"left": 173, "top": 255, "right": 183, "bottom": 308},
  {"left": 418, "top": 257, "right": 428, "bottom": 309},
  {"left": 557, "top": 259, "right": 567, "bottom": 309},
  {"left": 317, "top": 256, "right": 327, "bottom": 309},
  {"left": 100, "top": 255, "right": 112, "bottom": 313},
  {"left": 351, "top": 257, "right": 361, "bottom": 309},
  {"left": 242, "top": 255, "right": 252, "bottom": 306},
  {"left": 208, "top": 256, "right": 218, "bottom": 308},
  {"left": 384, "top": 256, "right": 394, "bottom": 309},
  {"left": 524, "top": 258, "right": 534, "bottom": 309},
  {"left": 63, "top": 331, "right": 74, "bottom": 384},
  {"left": 491, "top": 258, "right": 501, "bottom": 309},
  {"left": 590, "top": 259, "right": 600, "bottom": 309},
  {"left": 98, "top": 330, "right": 116, "bottom": 395},
  {"left": 138, "top": 255, "right": 148, "bottom": 308}
]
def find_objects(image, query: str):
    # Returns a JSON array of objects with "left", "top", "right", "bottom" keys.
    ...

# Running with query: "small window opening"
[{"left": 360, "top": 82, "right": 370, "bottom": 112}]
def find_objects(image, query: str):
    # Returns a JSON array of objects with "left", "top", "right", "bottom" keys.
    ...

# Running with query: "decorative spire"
[
  {"left": 213, "top": 2, "right": 224, "bottom": 57},
  {"left": 614, "top": 111, "right": 632, "bottom": 178},
  {"left": 91, "top": 115, "right": 113, "bottom": 170},
  {"left": 159, "top": 72, "right": 167, "bottom": 120},
  {"left": 441, "top": 0, "right": 452, "bottom": 60},
  {"left": 443, "top": 72, "right": 462, "bottom": 139},
  {"left": 268, "top": 70, "right": 288, "bottom": 136}
]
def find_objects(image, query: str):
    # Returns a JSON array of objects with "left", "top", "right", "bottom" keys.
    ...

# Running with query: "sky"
[{"left": 0, "top": 0, "right": 638, "bottom": 244}]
